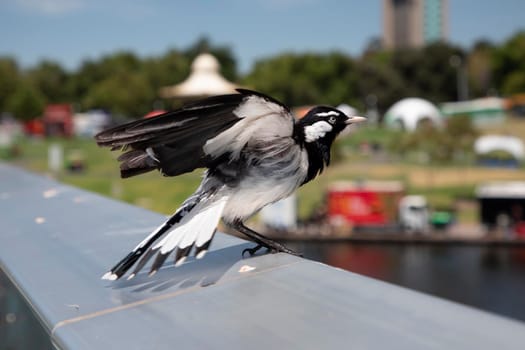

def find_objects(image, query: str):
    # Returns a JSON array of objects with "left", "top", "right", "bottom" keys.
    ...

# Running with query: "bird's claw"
[
  {"left": 242, "top": 244, "right": 264, "bottom": 257},
  {"left": 242, "top": 244, "right": 302, "bottom": 258}
]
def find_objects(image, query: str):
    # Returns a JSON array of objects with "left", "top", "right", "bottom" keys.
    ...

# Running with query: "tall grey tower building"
[{"left": 383, "top": 0, "right": 448, "bottom": 50}]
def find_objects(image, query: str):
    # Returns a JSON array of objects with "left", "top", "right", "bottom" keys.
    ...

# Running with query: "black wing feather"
[
  {"left": 94, "top": 92, "right": 245, "bottom": 178},
  {"left": 94, "top": 89, "right": 290, "bottom": 178}
]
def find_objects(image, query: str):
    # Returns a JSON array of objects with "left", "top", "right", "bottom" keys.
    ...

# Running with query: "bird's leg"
[{"left": 231, "top": 220, "right": 301, "bottom": 257}]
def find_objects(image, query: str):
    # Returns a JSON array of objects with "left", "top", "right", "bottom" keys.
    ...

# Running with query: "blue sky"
[{"left": 1, "top": 0, "right": 524, "bottom": 73}]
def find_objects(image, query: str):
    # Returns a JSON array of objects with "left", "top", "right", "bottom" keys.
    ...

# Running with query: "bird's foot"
[
  {"left": 242, "top": 244, "right": 265, "bottom": 257},
  {"left": 232, "top": 220, "right": 303, "bottom": 258},
  {"left": 242, "top": 243, "right": 302, "bottom": 258}
]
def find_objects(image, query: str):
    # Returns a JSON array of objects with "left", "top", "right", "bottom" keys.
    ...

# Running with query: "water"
[{"left": 287, "top": 241, "right": 525, "bottom": 322}]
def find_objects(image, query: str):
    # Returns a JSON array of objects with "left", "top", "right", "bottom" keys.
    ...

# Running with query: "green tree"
[
  {"left": 6, "top": 81, "right": 45, "bottom": 121},
  {"left": 142, "top": 49, "right": 190, "bottom": 89},
  {"left": 27, "top": 60, "right": 70, "bottom": 103},
  {"left": 244, "top": 52, "right": 358, "bottom": 107},
  {"left": 390, "top": 43, "right": 464, "bottom": 103},
  {"left": 83, "top": 72, "right": 154, "bottom": 117},
  {"left": 0, "top": 57, "right": 20, "bottom": 113},
  {"left": 70, "top": 51, "right": 143, "bottom": 107},
  {"left": 501, "top": 71, "right": 525, "bottom": 95},
  {"left": 71, "top": 40, "right": 237, "bottom": 115},
  {"left": 492, "top": 31, "right": 525, "bottom": 95},
  {"left": 3, "top": 30, "right": 525, "bottom": 123},
  {"left": 355, "top": 56, "right": 406, "bottom": 114}
]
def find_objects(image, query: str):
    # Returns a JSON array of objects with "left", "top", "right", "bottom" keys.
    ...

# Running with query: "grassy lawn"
[
  {"left": 6, "top": 137, "right": 202, "bottom": 215},
  {"left": 4, "top": 120, "right": 525, "bottom": 224}
]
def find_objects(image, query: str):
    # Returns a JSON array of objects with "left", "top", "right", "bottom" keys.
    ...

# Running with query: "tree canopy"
[{"left": 0, "top": 32, "right": 524, "bottom": 121}]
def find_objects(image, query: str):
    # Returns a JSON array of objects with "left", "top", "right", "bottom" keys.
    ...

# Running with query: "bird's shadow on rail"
[{"left": 107, "top": 242, "right": 261, "bottom": 296}]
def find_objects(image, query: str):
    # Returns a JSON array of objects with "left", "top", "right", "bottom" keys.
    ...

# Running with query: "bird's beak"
[{"left": 345, "top": 116, "right": 367, "bottom": 125}]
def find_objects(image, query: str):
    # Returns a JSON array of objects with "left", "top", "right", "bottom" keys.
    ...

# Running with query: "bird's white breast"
[{"left": 220, "top": 143, "right": 308, "bottom": 222}]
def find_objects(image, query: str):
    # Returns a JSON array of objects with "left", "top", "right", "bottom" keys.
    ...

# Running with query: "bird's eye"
[{"left": 328, "top": 116, "right": 337, "bottom": 124}]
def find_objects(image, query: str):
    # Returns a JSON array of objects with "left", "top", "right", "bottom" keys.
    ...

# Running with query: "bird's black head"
[
  {"left": 298, "top": 106, "right": 365, "bottom": 145},
  {"left": 296, "top": 106, "right": 365, "bottom": 185}
]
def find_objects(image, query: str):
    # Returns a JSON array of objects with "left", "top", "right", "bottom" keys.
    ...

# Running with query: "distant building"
[
  {"left": 440, "top": 97, "right": 506, "bottom": 127},
  {"left": 476, "top": 182, "right": 525, "bottom": 236},
  {"left": 42, "top": 104, "right": 73, "bottom": 137},
  {"left": 383, "top": 0, "right": 448, "bottom": 50}
]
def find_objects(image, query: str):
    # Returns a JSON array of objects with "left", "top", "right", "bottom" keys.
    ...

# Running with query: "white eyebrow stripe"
[{"left": 315, "top": 111, "right": 340, "bottom": 117}]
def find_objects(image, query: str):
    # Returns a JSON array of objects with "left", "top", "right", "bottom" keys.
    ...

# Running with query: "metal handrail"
[{"left": 1, "top": 163, "right": 524, "bottom": 349}]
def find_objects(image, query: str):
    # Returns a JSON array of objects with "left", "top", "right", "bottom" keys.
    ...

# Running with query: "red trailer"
[{"left": 327, "top": 181, "right": 404, "bottom": 226}]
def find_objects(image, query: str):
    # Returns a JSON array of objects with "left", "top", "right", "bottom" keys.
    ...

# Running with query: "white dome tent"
[
  {"left": 474, "top": 135, "right": 525, "bottom": 160},
  {"left": 160, "top": 53, "right": 238, "bottom": 99},
  {"left": 384, "top": 98, "right": 443, "bottom": 131}
]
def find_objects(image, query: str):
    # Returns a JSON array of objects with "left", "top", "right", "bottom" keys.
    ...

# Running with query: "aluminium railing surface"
[{"left": 1, "top": 162, "right": 525, "bottom": 349}]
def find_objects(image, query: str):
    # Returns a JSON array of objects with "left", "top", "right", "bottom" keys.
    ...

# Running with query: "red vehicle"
[{"left": 327, "top": 181, "right": 404, "bottom": 226}]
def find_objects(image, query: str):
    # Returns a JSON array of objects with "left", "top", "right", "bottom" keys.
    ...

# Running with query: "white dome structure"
[
  {"left": 384, "top": 98, "right": 443, "bottom": 131},
  {"left": 192, "top": 53, "right": 220, "bottom": 72},
  {"left": 160, "top": 53, "right": 238, "bottom": 99},
  {"left": 474, "top": 135, "right": 525, "bottom": 160}
]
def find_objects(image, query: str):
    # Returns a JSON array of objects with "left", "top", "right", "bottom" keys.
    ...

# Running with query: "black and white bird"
[{"left": 96, "top": 89, "right": 365, "bottom": 280}]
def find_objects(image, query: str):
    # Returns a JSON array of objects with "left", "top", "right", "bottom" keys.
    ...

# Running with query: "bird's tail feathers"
[
  {"left": 101, "top": 192, "right": 227, "bottom": 280},
  {"left": 145, "top": 196, "right": 227, "bottom": 276}
]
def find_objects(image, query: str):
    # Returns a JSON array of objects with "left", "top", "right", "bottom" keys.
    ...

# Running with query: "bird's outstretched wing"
[{"left": 95, "top": 89, "right": 293, "bottom": 178}]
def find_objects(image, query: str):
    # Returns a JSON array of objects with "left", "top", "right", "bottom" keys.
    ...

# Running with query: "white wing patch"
[
  {"left": 152, "top": 196, "right": 228, "bottom": 256},
  {"left": 203, "top": 95, "right": 293, "bottom": 159},
  {"left": 304, "top": 121, "right": 333, "bottom": 142},
  {"left": 232, "top": 95, "right": 285, "bottom": 119}
]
